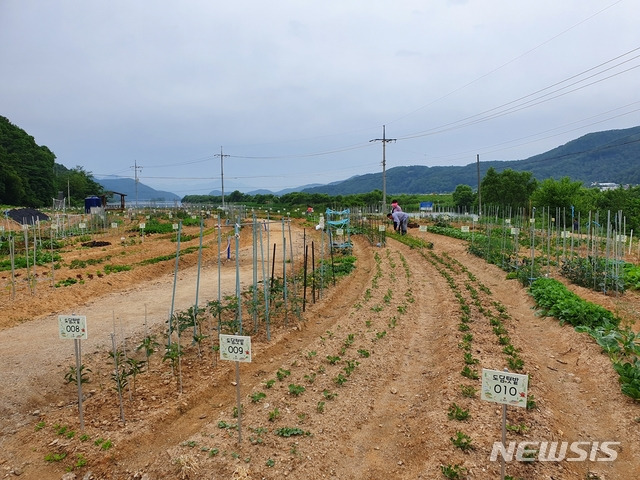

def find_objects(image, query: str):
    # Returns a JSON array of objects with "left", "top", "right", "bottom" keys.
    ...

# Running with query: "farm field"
[{"left": 0, "top": 217, "right": 639, "bottom": 479}]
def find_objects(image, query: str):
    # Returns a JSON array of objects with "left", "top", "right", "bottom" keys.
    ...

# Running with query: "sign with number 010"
[
  {"left": 58, "top": 315, "right": 88, "bottom": 340},
  {"left": 219, "top": 334, "right": 252, "bottom": 362},
  {"left": 481, "top": 368, "right": 528, "bottom": 408}
]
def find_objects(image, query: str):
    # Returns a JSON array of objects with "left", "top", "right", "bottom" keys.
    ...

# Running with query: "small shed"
[{"left": 101, "top": 191, "right": 127, "bottom": 211}]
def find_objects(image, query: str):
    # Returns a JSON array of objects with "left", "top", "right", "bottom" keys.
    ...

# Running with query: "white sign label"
[
  {"left": 336, "top": 228, "right": 344, "bottom": 236},
  {"left": 78, "top": 223, "right": 86, "bottom": 229},
  {"left": 111, "top": 222, "right": 118, "bottom": 228},
  {"left": 219, "top": 334, "right": 252, "bottom": 362},
  {"left": 461, "top": 225, "right": 470, "bottom": 233},
  {"left": 505, "top": 218, "right": 511, "bottom": 225},
  {"left": 481, "top": 369, "right": 528, "bottom": 408},
  {"left": 172, "top": 223, "right": 179, "bottom": 230},
  {"left": 378, "top": 225, "right": 386, "bottom": 232},
  {"left": 419, "top": 225, "right": 428, "bottom": 232},
  {"left": 511, "top": 227, "right": 520, "bottom": 235},
  {"left": 58, "top": 315, "right": 88, "bottom": 340},
  {"left": 139, "top": 223, "right": 146, "bottom": 229}
]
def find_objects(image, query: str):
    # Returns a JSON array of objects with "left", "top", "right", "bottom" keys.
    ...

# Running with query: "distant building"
[{"left": 591, "top": 182, "right": 619, "bottom": 191}]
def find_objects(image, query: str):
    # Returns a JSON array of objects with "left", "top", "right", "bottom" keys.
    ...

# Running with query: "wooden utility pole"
[
  {"left": 370, "top": 125, "right": 396, "bottom": 213},
  {"left": 131, "top": 160, "right": 143, "bottom": 209},
  {"left": 476, "top": 154, "right": 481, "bottom": 217},
  {"left": 214, "top": 147, "right": 231, "bottom": 209}
]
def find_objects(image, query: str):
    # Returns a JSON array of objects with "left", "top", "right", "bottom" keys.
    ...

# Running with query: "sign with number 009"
[
  {"left": 481, "top": 368, "right": 528, "bottom": 408},
  {"left": 58, "top": 315, "right": 88, "bottom": 340},
  {"left": 219, "top": 334, "right": 252, "bottom": 362}
]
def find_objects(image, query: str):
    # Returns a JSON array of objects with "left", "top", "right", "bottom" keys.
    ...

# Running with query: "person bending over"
[{"left": 387, "top": 211, "right": 409, "bottom": 235}]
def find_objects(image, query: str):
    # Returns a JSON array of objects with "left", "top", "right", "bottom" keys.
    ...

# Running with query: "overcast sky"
[{"left": 1, "top": 0, "right": 638, "bottom": 196}]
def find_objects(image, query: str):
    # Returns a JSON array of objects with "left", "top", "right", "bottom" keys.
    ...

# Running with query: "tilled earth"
[{"left": 0, "top": 219, "right": 639, "bottom": 480}]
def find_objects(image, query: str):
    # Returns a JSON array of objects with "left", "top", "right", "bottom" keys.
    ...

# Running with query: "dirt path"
[{"left": 0, "top": 228, "right": 638, "bottom": 479}]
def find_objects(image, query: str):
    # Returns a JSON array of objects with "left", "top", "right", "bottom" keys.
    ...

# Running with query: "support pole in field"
[
  {"left": 311, "top": 241, "right": 316, "bottom": 304},
  {"left": 282, "top": 217, "right": 289, "bottom": 327},
  {"left": 194, "top": 215, "right": 204, "bottom": 356},
  {"left": 110, "top": 333, "right": 126, "bottom": 425},
  {"left": 252, "top": 214, "right": 259, "bottom": 333},
  {"left": 168, "top": 221, "right": 182, "bottom": 347},
  {"left": 74, "top": 338, "right": 85, "bottom": 431},
  {"left": 234, "top": 222, "right": 242, "bottom": 334},
  {"left": 303, "top": 244, "right": 308, "bottom": 312},
  {"left": 217, "top": 214, "right": 222, "bottom": 337}
]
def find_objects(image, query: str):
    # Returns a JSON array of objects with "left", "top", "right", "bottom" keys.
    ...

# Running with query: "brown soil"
[{"left": 0, "top": 218, "right": 638, "bottom": 480}]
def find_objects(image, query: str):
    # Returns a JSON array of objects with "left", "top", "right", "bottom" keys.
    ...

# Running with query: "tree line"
[{"left": 453, "top": 167, "right": 640, "bottom": 231}]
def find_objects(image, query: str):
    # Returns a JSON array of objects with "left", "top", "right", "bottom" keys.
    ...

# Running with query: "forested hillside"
[
  {"left": 303, "top": 126, "right": 640, "bottom": 195},
  {"left": 1, "top": 116, "right": 103, "bottom": 207},
  {"left": 0, "top": 116, "right": 56, "bottom": 206}
]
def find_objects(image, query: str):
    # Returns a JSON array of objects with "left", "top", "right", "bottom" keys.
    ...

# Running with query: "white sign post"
[
  {"left": 58, "top": 315, "right": 88, "bottom": 431},
  {"left": 219, "top": 334, "right": 252, "bottom": 442},
  {"left": 482, "top": 368, "right": 528, "bottom": 480}
]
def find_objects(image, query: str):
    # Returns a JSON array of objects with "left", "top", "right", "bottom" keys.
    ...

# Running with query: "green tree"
[
  {"left": 480, "top": 168, "right": 537, "bottom": 211},
  {"left": 452, "top": 185, "right": 475, "bottom": 212}
]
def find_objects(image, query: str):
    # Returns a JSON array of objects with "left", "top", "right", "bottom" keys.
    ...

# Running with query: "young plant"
[
  {"left": 322, "top": 389, "right": 338, "bottom": 400},
  {"left": 460, "top": 384, "right": 477, "bottom": 398},
  {"left": 440, "top": 463, "right": 467, "bottom": 480},
  {"left": 326, "top": 355, "right": 341, "bottom": 365},
  {"left": 64, "top": 364, "right": 92, "bottom": 385},
  {"left": 450, "top": 431, "right": 474, "bottom": 451},
  {"left": 268, "top": 408, "right": 280, "bottom": 422},
  {"left": 460, "top": 366, "right": 479, "bottom": 380},
  {"left": 288, "top": 384, "right": 305, "bottom": 396},
  {"left": 447, "top": 403, "right": 470, "bottom": 421},
  {"left": 250, "top": 392, "right": 266, "bottom": 403}
]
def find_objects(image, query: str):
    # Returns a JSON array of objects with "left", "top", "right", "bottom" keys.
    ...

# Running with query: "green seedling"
[
  {"left": 322, "top": 389, "right": 338, "bottom": 400},
  {"left": 288, "top": 384, "right": 305, "bottom": 396},
  {"left": 441, "top": 463, "right": 467, "bottom": 479},
  {"left": 44, "top": 452, "right": 67, "bottom": 462},
  {"left": 250, "top": 392, "right": 266, "bottom": 403},
  {"left": 268, "top": 408, "right": 280, "bottom": 422},
  {"left": 326, "top": 355, "right": 341, "bottom": 365},
  {"left": 450, "top": 431, "right": 474, "bottom": 451},
  {"left": 460, "top": 366, "right": 479, "bottom": 380},
  {"left": 447, "top": 403, "right": 470, "bottom": 421},
  {"left": 460, "top": 384, "right": 477, "bottom": 398}
]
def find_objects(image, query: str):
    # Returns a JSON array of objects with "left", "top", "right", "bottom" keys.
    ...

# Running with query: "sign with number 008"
[
  {"left": 481, "top": 368, "right": 528, "bottom": 408},
  {"left": 219, "top": 334, "right": 252, "bottom": 362},
  {"left": 58, "top": 315, "right": 88, "bottom": 340}
]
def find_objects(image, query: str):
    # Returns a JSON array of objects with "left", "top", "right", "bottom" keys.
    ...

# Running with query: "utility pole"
[
  {"left": 131, "top": 160, "right": 143, "bottom": 209},
  {"left": 214, "top": 147, "right": 230, "bottom": 210},
  {"left": 370, "top": 125, "right": 396, "bottom": 213},
  {"left": 476, "top": 154, "right": 481, "bottom": 217}
]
